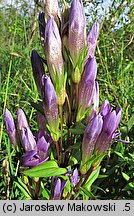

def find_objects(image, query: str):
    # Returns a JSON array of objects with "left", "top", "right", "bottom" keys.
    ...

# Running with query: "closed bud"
[
  {"left": 77, "top": 57, "right": 97, "bottom": 121},
  {"left": 87, "top": 22, "right": 99, "bottom": 58},
  {"left": 81, "top": 113, "right": 103, "bottom": 174},
  {"left": 4, "top": 108, "right": 18, "bottom": 146},
  {"left": 44, "top": 0, "right": 61, "bottom": 26},
  {"left": 41, "top": 75, "right": 59, "bottom": 141},
  {"left": 31, "top": 50, "right": 45, "bottom": 94},
  {"left": 45, "top": 18, "right": 64, "bottom": 84},
  {"left": 69, "top": 0, "right": 86, "bottom": 65},
  {"left": 38, "top": 12, "right": 46, "bottom": 48}
]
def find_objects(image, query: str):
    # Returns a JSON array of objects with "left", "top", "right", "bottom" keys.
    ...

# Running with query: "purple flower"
[
  {"left": 17, "top": 108, "right": 36, "bottom": 151},
  {"left": 95, "top": 105, "right": 122, "bottom": 154},
  {"left": 22, "top": 135, "right": 50, "bottom": 167},
  {"left": 68, "top": 0, "right": 86, "bottom": 65},
  {"left": 44, "top": 18, "right": 63, "bottom": 84},
  {"left": 70, "top": 168, "right": 80, "bottom": 187},
  {"left": 44, "top": 0, "right": 61, "bottom": 24},
  {"left": 50, "top": 177, "right": 67, "bottom": 200},
  {"left": 77, "top": 57, "right": 97, "bottom": 121},
  {"left": 4, "top": 108, "right": 18, "bottom": 146},
  {"left": 100, "top": 100, "right": 112, "bottom": 117},
  {"left": 82, "top": 113, "right": 103, "bottom": 164},
  {"left": 87, "top": 22, "right": 99, "bottom": 58},
  {"left": 31, "top": 50, "right": 45, "bottom": 94},
  {"left": 41, "top": 75, "right": 59, "bottom": 141}
]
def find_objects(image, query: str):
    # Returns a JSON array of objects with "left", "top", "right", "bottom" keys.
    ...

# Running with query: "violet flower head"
[
  {"left": 95, "top": 104, "right": 122, "bottom": 154},
  {"left": 82, "top": 114, "right": 103, "bottom": 164},
  {"left": 17, "top": 108, "right": 36, "bottom": 151},
  {"left": 23, "top": 135, "right": 50, "bottom": 167},
  {"left": 77, "top": 57, "right": 97, "bottom": 121},
  {"left": 50, "top": 177, "right": 66, "bottom": 200},
  {"left": 44, "top": 18, "right": 63, "bottom": 83},
  {"left": 70, "top": 168, "right": 80, "bottom": 187},
  {"left": 41, "top": 75, "right": 59, "bottom": 141},
  {"left": 4, "top": 108, "right": 18, "bottom": 146},
  {"left": 87, "top": 22, "right": 99, "bottom": 58},
  {"left": 100, "top": 100, "right": 112, "bottom": 117},
  {"left": 69, "top": 0, "right": 86, "bottom": 65},
  {"left": 31, "top": 50, "right": 45, "bottom": 94}
]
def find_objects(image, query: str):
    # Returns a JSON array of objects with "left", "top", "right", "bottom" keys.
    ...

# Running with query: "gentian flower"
[
  {"left": 87, "top": 22, "right": 99, "bottom": 58},
  {"left": 17, "top": 108, "right": 36, "bottom": 151},
  {"left": 70, "top": 168, "right": 80, "bottom": 187},
  {"left": 77, "top": 57, "right": 97, "bottom": 121},
  {"left": 95, "top": 106, "right": 122, "bottom": 154},
  {"left": 50, "top": 177, "right": 67, "bottom": 200},
  {"left": 31, "top": 50, "right": 45, "bottom": 94},
  {"left": 44, "top": 18, "right": 63, "bottom": 84},
  {"left": 22, "top": 135, "right": 50, "bottom": 167},
  {"left": 4, "top": 108, "right": 18, "bottom": 146},
  {"left": 44, "top": 0, "right": 61, "bottom": 25},
  {"left": 82, "top": 113, "right": 103, "bottom": 164},
  {"left": 41, "top": 75, "right": 59, "bottom": 141},
  {"left": 68, "top": 0, "right": 86, "bottom": 65}
]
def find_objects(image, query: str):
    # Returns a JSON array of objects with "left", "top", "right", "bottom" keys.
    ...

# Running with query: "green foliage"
[{"left": 0, "top": 0, "right": 133, "bottom": 200}]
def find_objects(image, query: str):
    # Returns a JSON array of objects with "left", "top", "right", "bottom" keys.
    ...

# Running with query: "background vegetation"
[{"left": 0, "top": 0, "right": 134, "bottom": 199}]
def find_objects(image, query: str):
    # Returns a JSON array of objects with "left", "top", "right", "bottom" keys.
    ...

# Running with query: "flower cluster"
[{"left": 4, "top": 0, "right": 122, "bottom": 199}]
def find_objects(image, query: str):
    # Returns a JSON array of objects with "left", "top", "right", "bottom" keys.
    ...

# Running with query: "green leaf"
[
  {"left": 14, "top": 179, "right": 31, "bottom": 198},
  {"left": 23, "top": 160, "right": 67, "bottom": 178},
  {"left": 114, "top": 151, "right": 124, "bottom": 159},
  {"left": 127, "top": 114, "right": 134, "bottom": 131},
  {"left": 84, "top": 166, "right": 101, "bottom": 189},
  {"left": 70, "top": 122, "right": 86, "bottom": 135},
  {"left": 122, "top": 172, "right": 130, "bottom": 181}
]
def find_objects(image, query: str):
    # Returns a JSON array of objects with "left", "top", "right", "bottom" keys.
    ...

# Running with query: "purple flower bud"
[
  {"left": 50, "top": 177, "right": 67, "bottom": 200},
  {"left": 95, "top": 106, "right": 122, "bottom": 154},
  {"left": 31, "top": 50, "right": 45, "bottom": 94},
  {"left": 100, "top": 100, "right": 112, "bottom": 117},
  {"left": 77, "top": 57, "right": 97, "bottom": 121},
  {"left": 69, "top": 0, "right": 86, "bottom": 65},
  {"left": 17, "top": 109, "right": 36, "bottom": 151},
  {"left": 4, "top": 108, "right": 18, "bottom": 146},
  {"left": 38, "top": 12, "right": 46, "bottom": 48},
  {"left": 41, "top": 75, "right": 59, "bottom": 141},
  {"left": 45, "top": 18, "right": 63, "bottom": 83},
  {"left": 44, "top": 0, "right": 61, "bottom": 23},
  {"left": 20, "top": 127, "right": 37, "bottom": 152},
  {"left": 87, "top": 81, "right": 99, "bottom": 123},
  {"left": 87, "top": 22, "right": 99, "bottom": 58},
  {"left": 22, "top": 150, "right": 39, "bottom": 167},
  {"left": 70, "top": 168, "right": 80, "bottom": 187},
  {"left": 82, "top": 114, "right": 103, "bottom": 163},
  {"left": 17, "top": 108, "right": 29, "bottom": 130}
]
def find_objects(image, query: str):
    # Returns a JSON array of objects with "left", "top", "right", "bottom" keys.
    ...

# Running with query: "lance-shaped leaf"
[
  {"left": 68, "top": 0, "right": 86, "bottom": 65},
  {"left": 44, "top": 18, "right": 63, "bottom": 84},
  {"left": 31, "top": 50, "right": 45, "bottom": 94},
  {"left": 41, "top": 75, "right": 59, "bottom": 141},
  {"left": 4, "top": 108, "right": 18, "bottom": 146},
  {"left": 87, "top": 22, "right": 99, "bottom": 58},
  {"left": 23, "top": 160, "right": 67, "bottom": 178}
]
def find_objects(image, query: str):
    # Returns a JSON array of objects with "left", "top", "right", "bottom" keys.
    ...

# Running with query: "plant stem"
[
  {"left": 75, "top": 83, "right": 79, "bottom": 110},
  {"left": 59, "top": 105, "right": 63, "bottom": 149}
]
